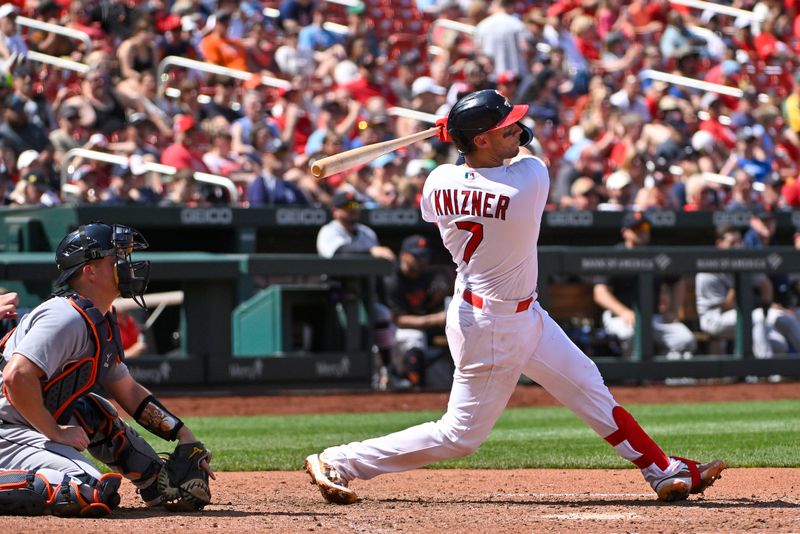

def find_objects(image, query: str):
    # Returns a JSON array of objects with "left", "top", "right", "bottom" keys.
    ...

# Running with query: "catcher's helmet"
[
  {"left": 55, "top": 223, "right": 150, "bottom": 306},
  {"left": 447, "top": 89, "right": 529, "bottom": 154}
]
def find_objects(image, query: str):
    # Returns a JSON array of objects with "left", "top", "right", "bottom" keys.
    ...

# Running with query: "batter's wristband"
[{"left": 133, "top": 394, "right": 184, "bottom": 441}]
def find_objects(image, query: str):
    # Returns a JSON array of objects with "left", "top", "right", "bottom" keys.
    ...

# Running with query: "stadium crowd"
[{"left": 0, "top": 0, "right": 797, "bottom": 214}]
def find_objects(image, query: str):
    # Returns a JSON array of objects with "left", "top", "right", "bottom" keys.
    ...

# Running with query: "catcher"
[{"left": 0, "top": 223, "right": 213, "bottom": 517}]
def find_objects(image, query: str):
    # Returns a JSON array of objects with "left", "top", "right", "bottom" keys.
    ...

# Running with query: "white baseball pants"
[{"left": 325, "top": 291, "right": 678, "bottom": 483}]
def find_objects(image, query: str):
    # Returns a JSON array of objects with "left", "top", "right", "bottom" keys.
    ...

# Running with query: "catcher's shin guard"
[
  {"left": 72, "top": 393, "right": 164, "bottom": 505},
  {"left": 0, "top": 468, "right": 121, "bottom": 517},
  {"left": 0, "top": 469, "right": 51, "bottom": 515}
]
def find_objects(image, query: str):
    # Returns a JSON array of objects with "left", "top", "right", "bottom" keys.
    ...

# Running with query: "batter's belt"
[{"left": 455, "top": 285, "right": 535, "bottom": 315}]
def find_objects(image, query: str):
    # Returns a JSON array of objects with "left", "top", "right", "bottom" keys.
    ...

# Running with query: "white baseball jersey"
[
  {"left": 320, "top": 150, "right": 685, "bottom": 494},
  {"left": 421, "top": 153, "right": 550, "bottom": 301}
]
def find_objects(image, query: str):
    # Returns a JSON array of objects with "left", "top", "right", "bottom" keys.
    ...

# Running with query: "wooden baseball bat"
[{"left": 310, "top": 127, "right": 439, "bottom": 179}]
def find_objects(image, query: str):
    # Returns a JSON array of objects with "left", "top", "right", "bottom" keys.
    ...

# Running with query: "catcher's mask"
[{"left": 55, "top": 222, "right": 151, "bottom": 309}]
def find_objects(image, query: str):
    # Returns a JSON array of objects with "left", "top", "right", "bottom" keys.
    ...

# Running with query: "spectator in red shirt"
[
  {"left": 341, "top": 56, "right": 397, "bottom": 106},
  {"left": 781, "top": 176, "right": 800, "bottom": 207},
  {"left": 161, "top": 114, "right": 208, "bottom": 172},
  {"left": 699, "top": 94, "right": 736, "bottom": 150},
  {"left": 704, "top": 60, "right": 741, "bottom": 111},
  {"left": 570, "top": 15, "right": 599, "bottom": 63},
  {"left": 273, "top": 87, "right": 313, "bottom": 154}
]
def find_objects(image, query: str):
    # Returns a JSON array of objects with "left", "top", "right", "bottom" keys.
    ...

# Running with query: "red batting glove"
[{"left": 435, "top": 117, "right": 451, "bottom": 142}]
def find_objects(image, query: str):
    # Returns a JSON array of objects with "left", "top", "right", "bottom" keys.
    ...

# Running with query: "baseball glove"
[{"left": 156, "top": 441, "right": 212, "bottom": 511}]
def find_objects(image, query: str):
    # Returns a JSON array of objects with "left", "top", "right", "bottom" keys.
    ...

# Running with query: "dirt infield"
[{"left": 3, "top": 382, "right": 799, "bottom": 533}]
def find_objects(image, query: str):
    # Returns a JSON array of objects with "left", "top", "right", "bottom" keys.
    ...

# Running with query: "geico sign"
[
  {"left": 368, "top": 209, "right": 419, "bottom": 226},
  {"left": 713, "top": 211, "right": 750, "bottom": 227},
  {"left": 546, "top": 211, "right": 593, "bottom": 226},
  {"left": 276, "top": 208, "right": 327, "bottom": 225},
  {"left": 180, "top": 207, "right": 233, "bottom": 225},
  {"left": 646, "top": 211, "right": 676, "bottom": 226}
]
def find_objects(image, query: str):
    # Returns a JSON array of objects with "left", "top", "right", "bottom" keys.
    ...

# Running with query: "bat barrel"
[{"left": 310, "top": 127, "right": 439, "bottom": 179}]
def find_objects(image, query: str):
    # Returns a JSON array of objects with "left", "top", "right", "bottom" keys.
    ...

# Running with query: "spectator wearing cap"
[
  {"left": 724, "top": 170, "right": 761, "bottom": 211},
  {"left": 317, "top": 191, "right": 395, "bottom": 260},
  {"left": 161, "top": 114, "right": 208, "bottom": 172},
  {"left": 199, "top": 76, "right": 243, "bottom": 125},
  {"left": 704, "top": 59, "right": 741, "bottom": 108},
  {"left": 0, "top": 93, "right": 49, "bottom": 156},
  {"left": 304, "top": 95, "right": 360, "bottom": 157},
  {"left": 159, "top": 168, "right": 206, "bottom": 207},
  {"left": 719, "top": 126, "right": 773, "bottom": 183},
  {"left": 381, "top": 234, "right": 454, "bottom": 387},
  {"left": 690, "top": 130, "right": 724, "bottom": 174},
  {"left": 48, "top": 105, "right": 85, "bottom": 166},
  {"left": 11, "top": 168, "right": 60, "bottom": 207},
  {"left": 599, "top": 31, "right": 643, "bottom": 81},
  {"left": 198, "top": 10, "right": 249, "bottom": 71},
  {"left": 11, "top": 62, "right": 53, "bottom": 132},
  {"left": 683, "top": 174, "right": 719, "bottom": 212},
  {"left": 22, "top": 144, "right": 58, "bottom": 193},
  {"left": 598, "top": 170, "right": 633, "bottom": 211},
  {"left": 593, "top": 211, "right": 696, "bottom": 358},
  {"left": 108, "top": 112, "right": 160, "bottom": 158},
  {"left": 159, "top": 12, "right": 198, "bottom": 62},
  {"left": 633, "top": 159, "right": 681, "bottom": 211},
  {"left": 272, "top": 85, "right": 314, "bottom": 154},
  {"left": 410, "top": 76, "right": 447, "bottom": 115},
  {"left": 698, "top": 93, "right": 736, "bottom": 150},
  {"left": 638, "top": 95, "right": 687, "bottom": 159},
  {"left": 0, "top": 4, "right": 27, "bottom": 65},
  {"left": 102, "top": 154, "right": 161, "bottom": 206},
  {"left": 316, "top": 190, "right": 397, "bottom": 389},
  {"left": 495, "top": 70, "right": 521, "bottom": 102},
  {"left": 562, "top": 176, "right": 600, "bottom": 210},
  {"left": 551, "top": 144, "right": 604, "bottom": 206},
  {"left": 473, "top": 0, "right": 530, "bottom": 79}
]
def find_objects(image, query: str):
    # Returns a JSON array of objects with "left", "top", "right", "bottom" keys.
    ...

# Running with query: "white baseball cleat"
[
  {"left": 653, "top": 457, "right": 726, "bottom": 502},
  {"left": 304, "top": 453, "right": 358, "bottom": 505}
]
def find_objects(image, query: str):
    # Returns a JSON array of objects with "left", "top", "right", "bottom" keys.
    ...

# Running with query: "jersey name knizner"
[{"left": 431, "top": 189, "right": 510, "bottom": 220}]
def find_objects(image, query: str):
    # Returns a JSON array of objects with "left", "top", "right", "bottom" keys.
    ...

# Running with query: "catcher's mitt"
[{"left": 157, "top": 441, "right": 212, "bottom": 511}]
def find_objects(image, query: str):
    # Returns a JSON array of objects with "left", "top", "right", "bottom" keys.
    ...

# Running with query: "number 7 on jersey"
[{"left": 455, "top": 221, "right": 483, "bottom": 264}]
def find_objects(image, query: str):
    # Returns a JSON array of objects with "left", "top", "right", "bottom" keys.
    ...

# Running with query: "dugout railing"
[{"left": 0, "top": 245, "right": 798, "bottom": 390}]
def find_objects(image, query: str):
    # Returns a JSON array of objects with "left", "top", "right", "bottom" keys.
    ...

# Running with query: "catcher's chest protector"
[{"left": 41, "top": 296, "right": 124, "bottom": 424}]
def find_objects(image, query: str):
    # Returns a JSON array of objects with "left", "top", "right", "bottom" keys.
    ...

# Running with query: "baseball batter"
[
  {"left": 0, "top": 223, "right": 212, "bottom": 516},
  {"left": 305, "top": 89, "right": 725, "bottom": 504}
]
